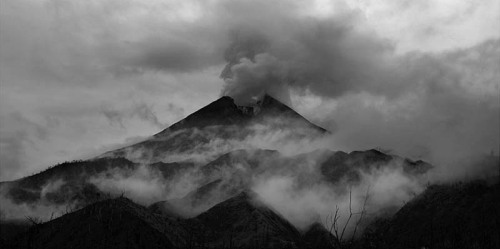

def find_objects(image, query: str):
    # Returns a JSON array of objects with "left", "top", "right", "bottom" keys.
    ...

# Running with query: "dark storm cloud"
[
  {"left": 101, "top": 102, "right": 166, "bottom": 129},
  {"left": 198, "top": 0, "right": 499, "bottom": 171},
  {"left": 215, "top": 2, "right": 498, "bottom": 108},
  {"left": 220, "top": 15, "right": 397, "bottom": 104},
  {"left": 321, "top": 39, "right": 500, "bottom": 167},
  {"left": 0, "top": 0, "right": 498, "bottom": 182}
]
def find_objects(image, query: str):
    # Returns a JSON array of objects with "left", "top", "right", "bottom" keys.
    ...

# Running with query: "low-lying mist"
[{"left": 0, "top": 116, "right": 497, "bottom": 239}]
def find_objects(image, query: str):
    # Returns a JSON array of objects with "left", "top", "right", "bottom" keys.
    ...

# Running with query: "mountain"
[
  {"left": 0, "top": 95, "right": 331, "bottom": 205},
  {"left": 0, "top": 94, "right": 439, "bottom": 249},
  {"left": 0, "top": 95, "right": 432, "bottom": 212},
  {"left": 99, "top": 94, "right": 327, "bottom": 163},
  {"left": 156, "top": 94, "right": 328, "bottom": 135}
]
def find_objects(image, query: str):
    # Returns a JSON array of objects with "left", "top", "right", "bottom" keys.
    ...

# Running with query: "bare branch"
[
  {"left": 351, "top": 186, "right": 370, "bottom": 241},
  {"left": 340, "top": 187, "right": 353, "bottom": 241},
  {"left": 25, "top": 216, "right": 41, "bottom": 226}
]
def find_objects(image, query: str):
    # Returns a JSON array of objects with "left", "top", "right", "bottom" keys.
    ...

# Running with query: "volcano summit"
[{"left": 99, "top": 94, "right": 327, "bottom": 163}]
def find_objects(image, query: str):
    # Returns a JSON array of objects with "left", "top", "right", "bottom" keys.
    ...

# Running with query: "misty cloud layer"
[{"left": 0, "top": 124, "right": 430, "bottom": 234}]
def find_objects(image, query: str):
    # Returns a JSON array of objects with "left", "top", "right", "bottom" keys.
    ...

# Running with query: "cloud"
[
  {"left": 0, "top": 0, "right": 224, "bottom": 180},
  {"left": 251, "top": 155, "right": 426, "bottom": 233},
  {"left": 217, "top": 1, "right": 499, "bottom": 106},
  {"left": 0, "top": 113, "right": 48, "bottom": 180},
  {"left": 88, "top": 165, "right": 169, "bottom": 205},
  {"left": 100, "top": 102, "right": 167, "bottom": 129},
  {"left": 0, "top": 178, "right": 79, "bottom": 221},
  {"left": 219, "top": 7, "right": 397, "bottom": 104},
  {"left": 353, "top": 0, "right": 500, "bottom": 53},
  {"left": 294, "top": 40, "right": 500, "bottom": 170},
  {"left": 0, "top": 0, "right": 498, "bottom": 187},
  {"left": 211, "top": 1, "right": 499, "bottom": 173}
]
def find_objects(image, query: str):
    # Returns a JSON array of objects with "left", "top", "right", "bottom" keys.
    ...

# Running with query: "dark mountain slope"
[
  {"left": 361, "top": 181, "right": 500, "bottom": 249},
  {"left": 149, "top": 179, "right": 227, "bottom": 218},
  {"left": 4, "top": 197, "right": 185, "bottom": 249},
  {"left": 148, "top": 161, "right": 195, "bottom": 180},
  {"left": 1, "top": 156, "right": 197, "bottom": 206},
  {"left": 302, "top": 222, "right": 337, "bottom": 249},
  {"left": 6, "top": 158, "right": 135, "bottom": 191},
  {"left": 1, "top": 157, "right": 194, "bottom": 206},
  {"left": 252, "top": 94, "right": 328, "bottom": 133},
  {"left": 2, "top": 157, "right": 136, "bottom": 204},
  {"left": 156, "top": 96, "right": 250, "bottom": 134},
  {"left": 0, "top": 220, "right": 31, "bottom": 244}
]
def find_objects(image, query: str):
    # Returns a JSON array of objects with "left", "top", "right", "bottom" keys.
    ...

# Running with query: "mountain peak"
[
  {"left": 99, "top": 94, "right": 327, "bottom": 161},
  {"left": 154, "top": 96, "right": 246, "bottom": 136},
  {"left": 241, "top": 93, "right": 294, "bottom": 115},
  {"left": 154, "top": 94, "right": 327, "bottom": 137},
  {"left": 303, "top": 222, "right": 336, "bottom": 248},
  {"left": 194, "top": 190, "right": 302, "bottom": 247},
  {"left": 258, "top": 93, "right": 287, "bottom": 108}
]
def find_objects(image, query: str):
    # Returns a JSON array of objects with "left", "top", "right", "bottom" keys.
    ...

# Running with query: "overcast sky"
[{"left": 1, "top": 0, "right": 499, "bottom": 181}]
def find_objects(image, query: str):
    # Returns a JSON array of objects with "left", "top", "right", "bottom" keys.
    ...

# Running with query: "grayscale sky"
[{"left": 1, "top": 0, "right": 499, "bottom": 181}]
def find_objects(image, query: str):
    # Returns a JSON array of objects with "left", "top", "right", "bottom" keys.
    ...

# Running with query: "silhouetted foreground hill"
[
  {"left": 4, "top": 197, "right": 178, "bottom": 249},
  {"left": 4, "top": 181, "right": 499, "bottom": 249},
  {"left": 303, "top": 222, "right": 336, "bottom": 249},
  {"left": 359, "top": 180, "right": 500, "bottom": 249},
  {"left": 4, "top": 192, "right": 336, "bottom": 249}
]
